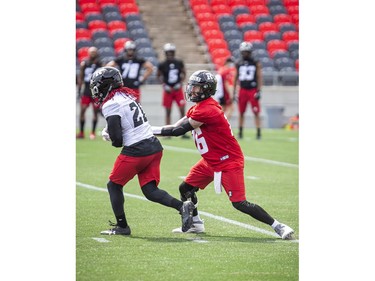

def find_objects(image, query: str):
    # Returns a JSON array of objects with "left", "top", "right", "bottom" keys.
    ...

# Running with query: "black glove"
[
  {"left": 173, "top": 82, "right": 181, "bottom": 90},
  {"left": 163, "top": 84, "right": 172, "bottom": 93},
  {"left": 255, "top": 90, "right": 261, "bottom": 100}
]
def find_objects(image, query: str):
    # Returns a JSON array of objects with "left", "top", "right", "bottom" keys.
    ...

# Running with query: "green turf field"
[{"left": 76, "top": 128, "right": 299, "bottom": 281}]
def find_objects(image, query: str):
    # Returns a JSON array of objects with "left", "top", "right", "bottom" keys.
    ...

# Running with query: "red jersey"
[{"left": 186, "top": 98, "right": 244, "bottom": 171}]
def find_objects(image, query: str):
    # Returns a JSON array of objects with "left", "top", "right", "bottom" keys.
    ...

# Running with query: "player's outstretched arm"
[{"left": 151, "top": 117, "right": 202, "bottom": 137}]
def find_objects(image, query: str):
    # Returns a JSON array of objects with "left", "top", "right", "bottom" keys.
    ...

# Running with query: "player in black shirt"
[
  {"left": 157, "top": 43, "right": 188, "bottom": 137},
  {"left": 107, "top": 40, "right": 153, "bottom": 102},
  {"left": 233, "top": 42, "right": 263, "bottom": 140},
  {"left": 77, "top": 46, "right": 102, "bottom": 139}
]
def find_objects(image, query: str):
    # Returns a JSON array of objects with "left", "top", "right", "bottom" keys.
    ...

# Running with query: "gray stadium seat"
[
  {"left": 91, "top": 30, "right": 111, "bottom": 41},
  {"left": 269, "top": 5, "right": 288, "bottom": 15},
  {"left": 218, "top": 15, "right": 236, "bottom": 25},
  {"left": 76, "top": 39, "right": 93, "bottom": 51},
  {"left": 288, "top": 41, "right": 299, "bottom": 52},
  {"left": 104, "top": 12, "right": 123, "bottom": 22},
  {"left": 224, "top": 30, "right": 243, "bottom": 41},
  {"left": 76, "top": 22, "right": 87, "bottom": 29},
  {"left": 130, "top": 28, "right": 149, "bottom": 39},
  {"left": 98, "top": 47, "right": 116, "bottom": 58},
  {"left": 259, "top": 57, "right": 275, "bottom": 68},
  {"left": 290, "top": 49, "right": 299, "bottom": 60},
  {"left": 256, "top": 15, "right": 273, "bottom": 25},
  {"left": 127, "top": 20, "right": 145, "bottom": 30},
  {"left": 124, "top": 14, "right": 142, "bottom": 24},
  {"left": 279, "top": 67, "right": 299, "bottom": 85},
  {"left": 251, "top": 41, "right": 267, "bottom": 50},
  {"left": 220, "top": 21, "right": 237, "bottom": 31},
  {"left": 94, "top": 37, "right": 114, "bottom": 49},
  {"left": 252, "top": 49, "right": 270, "bottom": 60},
  {"left": 274, "top": 57, "right": 295, "bottom": 70},
  {"left": 85, "top": 13, "right": 104, "bottom": 23},
  {"left": 271, "top": 50, "right": 290, "bottom": 61},
  {"left": 111, "top": 30, "right": 131, "bottom": 41},
  {"left": 102, "top": 5, "right": 120, "bottom": 14},
  {"left": 232, "top": 6, "right": 250, "bottom": 17},
  {"left": 279, "top": 23, "right": 297, "bottom": 34},
  {"left": 240, "top": 23, "right": 258, "bottom": 32},
  {"left": 263, "top": 31, "right": 282, "bottom": 43}
]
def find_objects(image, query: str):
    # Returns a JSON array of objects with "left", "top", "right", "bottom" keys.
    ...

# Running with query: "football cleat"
[
  {"left": 101, "top": 221, "right": 131, "bottom": 235},
  {"left": 274, "top": 223, "right": 294, "bottom": 240},
  {"left": 172, "top": 219, "right": 205, "bottom": 233},
  {"left": 89, "top": 132, "right": 96, "bottom": 140},
  {"left": 76, "top": 132, "right": 84, "bottom": 139},
  {"left": 180, "top": 201, "right": 195, "bottom": 232}
]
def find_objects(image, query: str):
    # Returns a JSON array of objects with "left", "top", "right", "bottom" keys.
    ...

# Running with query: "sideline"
[{"left": 77, "top": 181, "right": 298, "bottom": 242}]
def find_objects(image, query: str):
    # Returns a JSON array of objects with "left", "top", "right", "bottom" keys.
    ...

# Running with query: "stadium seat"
[
  {"left": 286, "top": 5, "right": 299, "bottom": 16},
  {"left": 190, "top": 0, "right": 209, "bottom": 5},
  {"left": 78, "top": 0, "right": 96, "bottom": 5},
  {"left": 267, "top": 39, "right": 288, "bottom": 53},
  {"left": 124, "top": 14, "right": 142, "bottom": 23},
  {"left": 227, "top": 38, "right": 242, "bottom": 51},
  {"left": 273, "top": 13, "right": 293, "bottom": 25},
  {"left": 211, "top": 48, "right": 231, "bottom": 60},
  {"left": 210, "top": 0, "right": 228, "bottom": 6},
  {"left": 224, "top": 30, "right": 243, "bottom": 41},
  {"left": 240, "top": 23, "right": 258, "bottom": 32},
  {"left": 279, "top": 67, "right": 298, "bottom": 85},
  {"left": 259, "top": 57, "right": 275, "bottom": 68},
  {"left": 217, "top": 15, "right": 236, "bottom": 25},
  {"left": 76, "top": 39, "right": 93, "bottom": 51},
  {"left": 227, "top": 0, "right": 247, "bottom": 7},
  {"left": 251, "top": 40, "right": 267, "bottom": 50},
  {"left": 127, "top": 20, "right": 145, "bottom": 30},
  {"left": 220, "top": 21, "right": 238, "bottom": 31},
  {"left": 249, "top": 5, "right": 270, "bottom": 16},
  {"left": 110, "top": 29, "right": 130, "bottom": 41},
  {"left": 76, "top": 28, "right": 92, "bottom": 40},
  {"left": 202, "top": 29, "right": 225, "bottom": 40},
  {"left": 94, "top": 37, "right": 114, "bottom": 49},
  {"left": 295, "top": 59, "right": 299, "bottom": 71},
  {"left": 77, "top": 47, "right": 90, "bottom": 62},
  {"left": 130, "top": 28, "right": 149, "bottom": 39},
  {"left": 134, "top": 38, "right": 153, "bottom": 49},
  {"left": 282, "top": 31, "right": 299, "bottom": 44},
  {"left": 118, "top": 0, "right": 137, "bottom": 3},
  {"left": 119, "top": 3, "right": 140, "bottom": 16},
  {"left": 231, "top": 5, "right": 250, "bottom": 17},
  {"left": 258, "top": 22, "right": 279, "bottom": 33},
  {"left": 267, "top": 0, "right": 284, "bottom": 7},
  {"left": 207, "top": 39, "right": 228, "bottom": 52},
  {"left": 290, "top": 49, "right": 299, "bottom": 60},
  {"left": 288, "top": 41, "right": 299, "bottom": 52},
  {"left": 199, "top": 20, "right": 221, "bottom": 31},
  {"left": 263, "top": 31, "right": 282, "bottom": 43},
  {"left": 91, "top": 29, "right": 111, "bottom": 41},
  {"left": 85, "top": 12, "right": 104, "bottom": 23},
  {"left": 101, "top": 4, "right": 119, "bottom": 14},
  {"left": 252, "top": 49, "right": 270, "bottom": 60},
  {"left": 98, "top": 46, "right": 116, "bottom": 57},
  {"left": 255, "top": 14, "right": 273, "bottom": 25},
  {"left": 104, "top": 12, "right": 123, "bottom": 22},
  {"left": 248, "top": 0, "right": 266, "bottom": 6},
  {"left": 81, "top": 3, "right": 101, "bottom": 15},
  {"left": 192, "top": 4, "right": 212, "bottom": 14},
  {"left": 76, "top": 21, "right": 88, "bottom": 29},
  {"left": 274, "top": 57, "right": 295, "bottom": 70},
  {"left": 88, "top": 20, "right": 107, "bottom": 31},
  {"left": 236, "top": 14, "right": 256, "bottom": 26},
  {"left": 270, "top": 49, "right": 290, "bottom": 60},
  {"left": 76, "top": 12, "right": 85, "bottom": 22},
  {"left": 98, "top": 0, "right": 117, "bottom": 6},
  {"left": 107, "top": 20, "right": 127, "bottom": 32},
  {"left": 269, "top": 5, "right": 287, "bottom": 16},
  {"left": 278, "top": 22, "right": 297, "bottom": 34},
  {"left": 195, "top": 13, "right": 217, "bottom": 23},
  {"left": 243, "top": 30, "right": 263, "bottom": 42}
]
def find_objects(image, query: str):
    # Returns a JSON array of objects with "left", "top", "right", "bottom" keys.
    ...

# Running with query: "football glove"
[
  {"left": 255, "top": 90, "right": 261, "bottom": 100},
  {"left": 163, "top": 84, "right": 172, "bottom": 93},
  {"left": 101, "top": 126, "right": 111, "bottom": 142},
  {"left": 173, "top": 83, "right": 181, "bottom": 90}
]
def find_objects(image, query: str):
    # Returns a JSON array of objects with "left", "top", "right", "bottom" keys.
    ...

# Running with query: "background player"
[
  {"left": 233, "top": 42, "right": 263, "bottom": 140},
  {"left": 107, "top": 40, "right": 154, "bottom": 103}
]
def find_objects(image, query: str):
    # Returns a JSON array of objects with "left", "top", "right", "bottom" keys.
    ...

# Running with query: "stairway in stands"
[{"left": 137, "top": 0, "right": 212, "bottom": 77}]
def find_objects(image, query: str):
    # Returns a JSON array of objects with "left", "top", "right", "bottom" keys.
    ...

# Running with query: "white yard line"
[
  {"left": 162, "top": 145, "right": 298, "bottom": 168},
  {"left": 77, "top": 182, "right": 298, "bottom": 242}
]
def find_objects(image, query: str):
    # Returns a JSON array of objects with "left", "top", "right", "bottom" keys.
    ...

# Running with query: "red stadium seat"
[
  {"left": 211, "top": 48, "right": 231, "bottom": 60},
  {"left": 195, "top": 12, "right": 217, "bottom": 23},
  {"left": 119, "top": 3, "right": 139, "bottom": 16},
  {"left": 267, "top": 39, "right": 288, "bottom": 53},
  {"left": 210, "top": 0, "right": 227, "bottom": 6},
  {"left": 198, "top": 20, "right": 221, "bottom": 31},
  {"left": 80, "top": 3, "right": 101, "bottom": 14},
  {"left": 213, "top": 56, "right": 229, "bottom": 68},
  {"left": 192, "top": 4, "right": 212, "bottom": 14},
  {"left": 118, "top": 0, "right": 137, "bottom": 4},
  {"left": 286, "top": 5, "right": 299, "bottom": 16},
  {"left": 88, "top": 20, "right": 107, "bottom": 31},
  {"left": 282, "top": 31, "right": 299, "bottom": 43},
  {"left": 249, "top": 5, "right": 270, "bottom": 16},
  {"left": 107, "top": 20, "right": 127, "bottom": 32},
  {"left": 202, "top": 29, "right": 225, "bottom": 40},
  {"left": 78, "top": 0, "right": 96, "bottom": 5},
  {"left": 207, "top": 39, "right": 228, "bottom": 52},
  {"left": 212, "top": 4, "right": 232, "bottom": 16},
  {"left": 295, "top": 59, "right": 299, "bottom": 71},
  {"left": 97, "top": 0, "right": 117, "bottom": 6},
  {"left": 77, "top": 47, "right": 90, "bottom": 62},
  {"left": 283, "top": 0, "right": 299, "bottom": 7},
  {"left": 236, "top": 14, "right": 256, "bottom": 26},
  {"left": 248, "top": 0, "right": 266, "bottom": 5},
  {"left": 243, "top": 30, "right": 263, "bottom": 42},
  {"left": 76, "top": 12, "right": 85, "bottom": 22},
  {"left": 76, "top": 28, "right": 92, "bottom": 40},
  {"left": 190, "top": 0, "right": 209, "bottom": 5},
  {"left": 273, "top": 14, "right": 292, "bottom": 25},
  {"left": 258, "top": 22, "right": 278, "bottom": 33},
  {"left": 227, "top": 0, "right": 247, "bottom": 7}
]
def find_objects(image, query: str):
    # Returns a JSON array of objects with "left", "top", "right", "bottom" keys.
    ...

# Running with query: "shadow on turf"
[{"left": 129, "top": 234, "right": 279, "bottom": 244}]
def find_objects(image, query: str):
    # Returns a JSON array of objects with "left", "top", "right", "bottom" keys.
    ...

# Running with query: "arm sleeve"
[
  {"left": 160, "top": 118, "right": 194, "bottom": 137},
  {"left": 106, "top": 115, "right": 123, "bottom": 147}
]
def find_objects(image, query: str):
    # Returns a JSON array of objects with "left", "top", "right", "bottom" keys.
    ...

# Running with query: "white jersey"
[
  {"left": 213, "top": 74, "right": 224, "bottom": 102},
  {"left": 101, "top": 91, "right": 154, "bottom": 146}
]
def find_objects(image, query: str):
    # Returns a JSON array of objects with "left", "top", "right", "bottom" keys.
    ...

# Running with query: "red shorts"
[
  {"left": 184, "top": 158, "right": 246, "bottom": 202},
  {"left": 80, "top": 96, "right": 100, "bottom": 110},
  {"left": 109, "top": 151, "right": 162, "bottom": 187},
  {"left": 238, "top": 88, "right": 260, "bottom": 115},
  {"left": 162, "top": 88, "right": 186, "bottom": 109}
]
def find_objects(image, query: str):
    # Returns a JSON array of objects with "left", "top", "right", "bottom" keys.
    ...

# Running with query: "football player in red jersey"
[
  {"left": 89, "top": 66, "right": 195, "bottom": 235},
  {"left": 152, "top": 70, "right": 294, "bottom": 239}
]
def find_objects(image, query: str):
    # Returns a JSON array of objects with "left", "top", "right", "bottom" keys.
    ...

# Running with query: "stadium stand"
[{"left": 76, "top": 0, "right": 298, "bottom": 85}]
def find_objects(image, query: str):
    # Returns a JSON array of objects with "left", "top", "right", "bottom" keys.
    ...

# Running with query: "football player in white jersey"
[{"left": 89, "top": 66, "right": 195, "bottom": 235}]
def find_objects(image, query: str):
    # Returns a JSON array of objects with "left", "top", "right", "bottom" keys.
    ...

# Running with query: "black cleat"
[
  {"left": 101, "top": 221, "right": 131, "bottom": 235},
  {"left": 180, "top": 201, "right": 195, "bottom": 232}
]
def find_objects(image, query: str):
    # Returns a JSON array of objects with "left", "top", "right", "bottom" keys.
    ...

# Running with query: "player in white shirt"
[{"left": 89, "top": 66, "right": 195, "bottom": 235}]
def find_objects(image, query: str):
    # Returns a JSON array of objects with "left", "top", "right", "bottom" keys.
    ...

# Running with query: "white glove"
[{"left": 101, "top": 126, "right": 111, "bottom": 141}]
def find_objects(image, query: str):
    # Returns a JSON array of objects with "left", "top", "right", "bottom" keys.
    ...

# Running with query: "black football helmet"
[
  {"left": 185, "top": 70, "right": 217, "bottom": 102},
  {"left": 90, "top": 66, "right": 123, "bottom": 103}
]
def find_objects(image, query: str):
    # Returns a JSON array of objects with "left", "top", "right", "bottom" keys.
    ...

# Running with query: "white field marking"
[
  {"left": 178, "top": 176, "right": 186, "bottom": 180},
  {"left": 92, "top": 237, "right": 110, "bottom": 243},
  {"left": 77, "top": 182, "right": 298, "bottom": 242},
  {"left": 162, "top": 145, "right": 298, "bottom": 168},
  {"left": 246, "top": 176, "right": 259, "bottom": 180}
]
